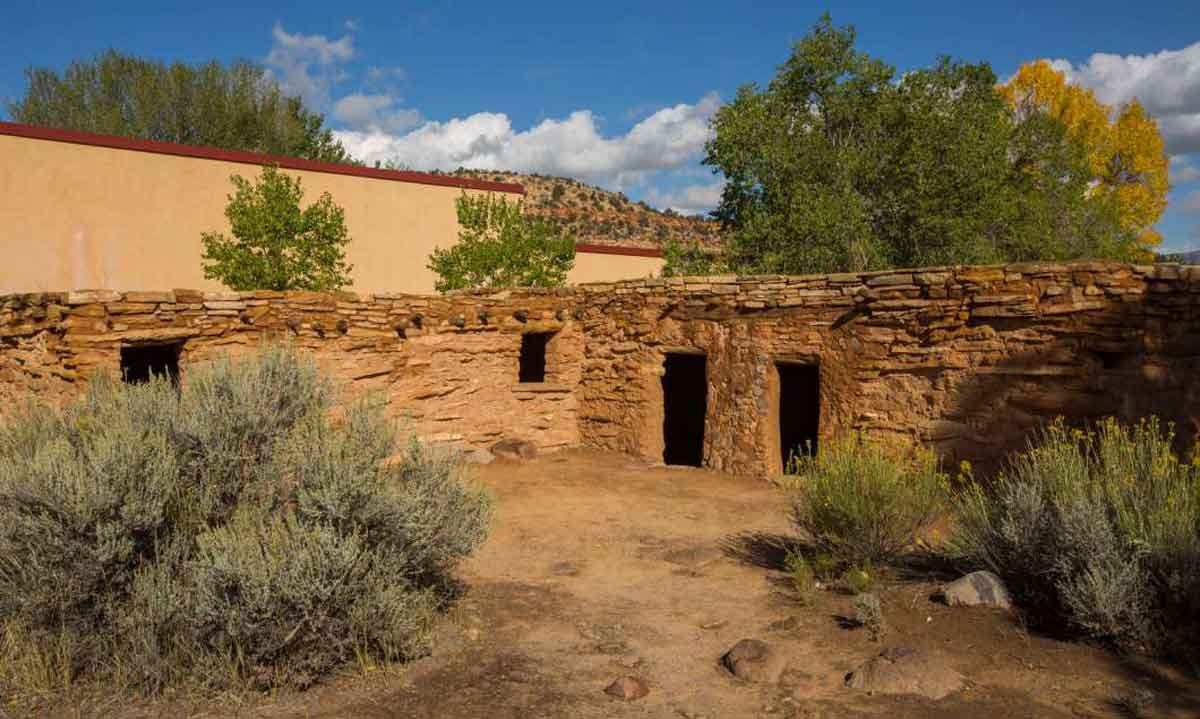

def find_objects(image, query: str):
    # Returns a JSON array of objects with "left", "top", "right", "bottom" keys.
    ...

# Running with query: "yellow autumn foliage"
[{"left": 1002, "top": 60, "right": 1170, "bottom": 257}]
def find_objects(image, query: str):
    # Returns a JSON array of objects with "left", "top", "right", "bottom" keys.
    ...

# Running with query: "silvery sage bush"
[{"left": 0, "top": 343, "right": 491, "bottom": 697}]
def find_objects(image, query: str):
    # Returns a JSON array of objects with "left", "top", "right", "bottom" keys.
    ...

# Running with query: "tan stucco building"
[{"left": 0, "top": 122, "right": 663, "bottom": 294}]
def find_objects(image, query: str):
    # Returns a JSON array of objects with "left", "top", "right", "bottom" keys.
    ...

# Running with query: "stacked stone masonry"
[{"left": 2, "top": 261, "right": 1198, "bottom": 477}]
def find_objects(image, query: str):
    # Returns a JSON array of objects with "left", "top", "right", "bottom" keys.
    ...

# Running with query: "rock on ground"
[
  {"left": 491, "top": 438, "right": 538, "bottom": 461},
  {"left": 845, "top": 647, "right": 964, "bottom": 700},
  {"left": 605, "top": 676, "right": 649, "bottom": 700},
  {"left": 721, "top": 639, "right": 784, "bottom": 683},
  {"left": 942, "top": 571, "right": 1012, "bottom": 609}
]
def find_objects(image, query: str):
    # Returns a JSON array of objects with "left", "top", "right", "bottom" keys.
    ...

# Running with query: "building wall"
[
  {"left": 567, "top": 247, "right": 664, "bottom": 284},
  {"left": 1, "top": 262, "right": 1197, "bottom": 476},
  {"left": 0, "top": 125, "right": 664, "bottom": 294}
]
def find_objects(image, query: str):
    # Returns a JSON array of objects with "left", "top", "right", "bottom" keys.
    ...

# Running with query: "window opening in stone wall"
[
  {"left": 519, "top": 332, "right": 553, "bottom": 383},
  {"left": 662, "top": 353, "right": 708, "bottom": 467},
  {"left": 777, "top": 362, "right": 820, "bottom": 470},
  {"left": 121, "top": 343, "right": 182, "bottom": 385}
]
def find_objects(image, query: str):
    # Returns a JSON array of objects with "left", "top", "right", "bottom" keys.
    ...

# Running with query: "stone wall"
[
  {"left": 574, "top": 262, "right": 1200, "bottom": 475},
  {"left": 2, "top": 261, "right": 1198, "bottom": 476},
  {"left": 0, "top": 288, "right": 582, "bottom": 453}
]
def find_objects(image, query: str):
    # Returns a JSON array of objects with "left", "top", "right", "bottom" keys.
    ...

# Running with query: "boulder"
[
  {"left": 605, "top": 676, "right": 649, "bottom": 700},
  {"left": 845, "top": 647, "right": 963, "bottom": 700},
  {"left": 490, "top": 438, "right": 538, "bottom": 461},
  {"left": 942, "top": 571, "right": 1012, "bottom": 609},
  {"left": 721, "top": 639, "right": 784, "bottom": 682}
]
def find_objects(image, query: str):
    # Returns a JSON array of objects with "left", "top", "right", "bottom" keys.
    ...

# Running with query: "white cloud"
[
  {"left": 1050, "top": 42, "right": 1200, "bottom": 154},
  {"left": 332, "top": 93, "right": 422, "bottom": 133},
  {"left": 265, "top": 23, "right": 355, "bottom": 109},
  {"left": 1172, "top": 155, "right": 1200, "bottom": 184},
  {"left": 334, "top": 93, "right": 720, "bottom": 189},
  {"left": 645, "top": 180, "right": 725, "bottom": 216}
]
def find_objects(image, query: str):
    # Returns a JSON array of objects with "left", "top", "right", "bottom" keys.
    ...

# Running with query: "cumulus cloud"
[
  {"left": 645, "top": 180, "right": 725, "bottom": 216},
  {"left": 265, "top": 23, "right": 355, "bottom": 109},
  {"left": 332, "top": 93, "right": 422, "bottom": 133},
  {"left": 334, "top": 93, "right": 720, "bottom": 189},
  {"left": 1050, "top": 42, "right": 1200, "bottom": 155}
]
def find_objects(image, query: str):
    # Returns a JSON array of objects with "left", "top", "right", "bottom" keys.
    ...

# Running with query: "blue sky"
[{"left": 3, "top": 1, "right": 1199, "bottom": 251}]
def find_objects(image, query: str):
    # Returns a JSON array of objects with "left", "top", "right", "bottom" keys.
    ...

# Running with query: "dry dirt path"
[{"left": 116, "top": 449, "right": 1200, "bottom": 718}]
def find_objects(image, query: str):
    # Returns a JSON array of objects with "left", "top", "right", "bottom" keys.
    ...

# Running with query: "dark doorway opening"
[
  {"left": 519, "top": 332, "right": 552, "bottom": 383},
  {"left": 662, "top": 353, "right": 707, "bottom": 466},
  {"left": 121, "top": 343, "right": 181, "bottom": 385},
  {"left": 777, "top": 362, "right": 820, "bottom": 469}
]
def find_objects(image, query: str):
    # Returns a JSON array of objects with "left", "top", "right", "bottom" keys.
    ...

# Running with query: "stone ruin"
[{"left": 1, "top": 261, "right": 1197, "bottom": 477}]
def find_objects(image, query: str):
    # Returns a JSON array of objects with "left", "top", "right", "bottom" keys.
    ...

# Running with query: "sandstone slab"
[{"left": 845, "top": 647, "right": 963, "bottom": 700}]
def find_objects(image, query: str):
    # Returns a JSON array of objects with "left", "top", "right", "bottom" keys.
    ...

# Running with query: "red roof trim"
[
  {"left": 0, "top": 121, "right": 525, "bottom": 195},
  {"left": 575, "top": 243, "right": 664, "bottom": 258}
]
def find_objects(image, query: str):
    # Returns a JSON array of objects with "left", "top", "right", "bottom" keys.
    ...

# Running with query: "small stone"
[
  {"left": 942, "top": 571, "right": 1012, "bottom": 609},
  {"left": 845, "top": 647, "right": 963, "bottom": 700},
  {"left": 721, "top": 639, "right": 783, "bottom": 682},
  {"left": 490, "top": 438, "right": 538, "bottom": 461},
  {"left": 604, "top": 676, "right": 649, "bottom": 701},
  {"left": 700, "top": 619, "right": 728, "bottom": 630}
]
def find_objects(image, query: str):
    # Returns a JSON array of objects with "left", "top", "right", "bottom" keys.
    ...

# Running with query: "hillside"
[{"left": 447, "top": 170, "right": 723, "bottom": 251}]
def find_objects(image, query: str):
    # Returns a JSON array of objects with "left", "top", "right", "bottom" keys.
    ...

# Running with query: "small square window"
[{"left": 120, "top": 343, "right": 181, "bottom": 384}]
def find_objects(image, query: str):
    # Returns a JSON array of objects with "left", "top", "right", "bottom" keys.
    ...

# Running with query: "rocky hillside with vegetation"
[{"left": 447, "top": 170, "right": 723, "bottom": 251}]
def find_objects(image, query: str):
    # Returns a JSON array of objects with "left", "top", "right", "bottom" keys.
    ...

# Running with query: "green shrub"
[
  {"left": 0, "top": 344, "right": 491, "bottom": 701},
  {"left": 785, "top": 433, "right": 950, "bottom": 567},
  {"left": 852, "top": 593, "right": 886, "bottom": 642},
  {"left": 784, "top": 550, "right": 817, "bottom": 603},
  {"left": 952, "top": 418, "right": 1200, "bottom": 652}
]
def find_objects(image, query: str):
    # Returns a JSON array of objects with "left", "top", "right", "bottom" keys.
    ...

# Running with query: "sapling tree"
[
  {"left": 201, "top": 166, "right": 353, "bottom": 291},
  {"left": 428, "top": 193, "right": 575, "bottom": 292}
]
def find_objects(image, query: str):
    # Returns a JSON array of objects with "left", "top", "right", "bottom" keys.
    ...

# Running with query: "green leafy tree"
[
  {"left": 428, "top": 193, "right": 576, "bottom": 292},
  {"left": 201, "top": 166, "right": 353, "bottom": 291},
  {"left": 9, "top": 50, "right": 349, "bottom": 163},
  {"left": 662, "top": 239, "right": 725, "bottom": 277},
  {"left": 704, "top": 14, "right": 1136, "bottom": 276}
]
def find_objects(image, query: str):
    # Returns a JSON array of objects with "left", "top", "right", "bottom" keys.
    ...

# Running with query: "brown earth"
[{"left": 65, "top": 450, "right": 1200, "bottom": 718}]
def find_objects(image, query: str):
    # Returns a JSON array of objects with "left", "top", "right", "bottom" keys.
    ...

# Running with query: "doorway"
[
  {"left": 519, "top": 332, "right": 553, "bottom": 383},
  {"left": 777, "top": 362, "right": 819, "bottom": 470},
  {"left": 662, "top": 353, "right": 707, "bottom": 466}
]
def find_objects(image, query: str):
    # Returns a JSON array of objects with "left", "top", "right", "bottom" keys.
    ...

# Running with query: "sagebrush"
[
  {"left": 784, "top": 433, "right": 950, "bottom": 567},
  {"left": 952, "top": 418, "right": 1200, "bottom": 653},
  {"left": 0, "top": 344, "right": 491, "bottom": 701}
]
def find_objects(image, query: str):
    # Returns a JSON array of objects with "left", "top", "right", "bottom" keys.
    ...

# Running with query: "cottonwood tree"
[
  {"left": 1003, "top": 60, "right": 1170, "bottom": 259},
  {"left": 428, "top": 193, "right": 575, "bottom": 292},
  {"left": 201, "top": 166, "right": 353, "bottom": 291},
  {"left": 9, "top": 50, "right": 349, "bottom": 163},
  {"left": 697, "top": 14, "right": 1138, "bottom": 277}
]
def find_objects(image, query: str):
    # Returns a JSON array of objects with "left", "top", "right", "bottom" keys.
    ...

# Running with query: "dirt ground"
[{"left": 90, "top": 450, "right": 1200, "bottom": 718}]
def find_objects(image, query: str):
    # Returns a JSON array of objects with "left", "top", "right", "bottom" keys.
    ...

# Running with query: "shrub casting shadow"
[{"left": 718, "top": 531, "right": 804, "bottom": 571}]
